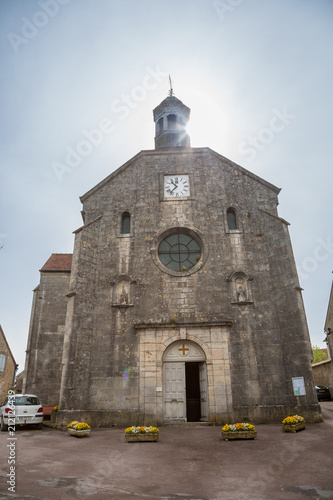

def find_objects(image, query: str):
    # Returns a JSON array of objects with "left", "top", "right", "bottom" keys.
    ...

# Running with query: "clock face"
[{"left": 164, "top": 175, "right": 190, "bottom": 197}]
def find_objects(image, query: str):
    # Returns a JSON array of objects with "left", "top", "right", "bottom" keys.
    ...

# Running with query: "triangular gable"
[{"left": 80, "top": 147, "right": 280, "bottom": 203}]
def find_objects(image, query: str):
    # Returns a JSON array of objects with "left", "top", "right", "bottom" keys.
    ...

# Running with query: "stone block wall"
[
  {"left": 0, "top": 328, "right": 16, "bottom": 402},
  {"left": 24, "top": 270, "right": 70, "bottom": 405},
  {"left": 312, "top": 359, "right": 333, "bottom": 395}
]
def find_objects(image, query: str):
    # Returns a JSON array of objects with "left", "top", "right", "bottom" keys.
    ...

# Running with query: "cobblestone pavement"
[{"left": 1, "top": 402, "right": 333, "bottom": 500}]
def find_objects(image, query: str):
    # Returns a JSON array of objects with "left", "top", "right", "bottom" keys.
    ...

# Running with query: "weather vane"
[{"left": 168, "top": 75, "right": 174, "bottom": 96}]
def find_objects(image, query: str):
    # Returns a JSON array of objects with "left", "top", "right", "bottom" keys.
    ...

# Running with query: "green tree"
[{"left": 312, "top": 345, "right": 328, "bottom": 364}]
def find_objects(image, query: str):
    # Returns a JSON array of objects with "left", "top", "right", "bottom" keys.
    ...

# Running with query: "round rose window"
[{"left": 158, "top": 232, "right": 201, "bottom": 272}]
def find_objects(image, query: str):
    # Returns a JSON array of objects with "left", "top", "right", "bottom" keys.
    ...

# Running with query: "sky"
[{"left": 0, "top": 0, "right": 332, "bottom": 372}]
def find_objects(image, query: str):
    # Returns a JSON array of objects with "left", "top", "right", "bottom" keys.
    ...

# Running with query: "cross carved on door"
[{"left": 178, "top": 344, "right": 189, "bottom": 356}]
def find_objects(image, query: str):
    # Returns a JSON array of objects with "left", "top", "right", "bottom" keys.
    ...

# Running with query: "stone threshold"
[{"left": 163, "top": 421, "right": 212, "bottom": 427}]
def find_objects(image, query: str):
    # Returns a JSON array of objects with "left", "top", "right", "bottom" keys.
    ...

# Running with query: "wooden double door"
[{"left": 163, "top": 361, "right": 208, "bottom": 422}]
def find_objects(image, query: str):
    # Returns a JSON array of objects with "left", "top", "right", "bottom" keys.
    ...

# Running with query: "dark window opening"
[
  {"left": 157, "top": 117, "right": 163, "bottom": 134},
  {"left": 167, "top": 114, "right": 177, "bottom": 129},
  {"left": 121, "top": 212, "right": 130, "bottom": 234},
  {"left": 227, "top": 208, "right": 237, "bottom": 230}
]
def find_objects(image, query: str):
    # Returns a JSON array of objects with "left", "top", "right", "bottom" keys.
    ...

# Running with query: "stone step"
[{"left": 162, "top": 421, "right": 213, "bottom": 427}]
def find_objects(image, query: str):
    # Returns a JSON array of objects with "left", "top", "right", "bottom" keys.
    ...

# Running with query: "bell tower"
[{"left": 153, "top": 80, "right": 191, "bottom": 149}]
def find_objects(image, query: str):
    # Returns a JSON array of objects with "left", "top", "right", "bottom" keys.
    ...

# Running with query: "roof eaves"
[
  {"left": 208, "top": 148, "right": 281, "bottom": 194},
  {"left": 73, "top": 214, "right": 103, "bottom": 234},
  {"left": 80, "top": 151, "right": 144, "bottom": 203}
]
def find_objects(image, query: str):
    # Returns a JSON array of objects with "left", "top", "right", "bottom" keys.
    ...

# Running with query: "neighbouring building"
[
  {"left": 23, "top": 92, "right": 321, "bottom": 427},
  {"left": 14, "top": 370, "right": 25, "bottom": 393},
  {"left": 23, "top": 254, "right": 72, "bottom": 406},
  {"left": 312, "top": 280, "right": 333, "bottom": 393},
  {"left": 0, "top": 325, "right": 18, "bottom": 402}
]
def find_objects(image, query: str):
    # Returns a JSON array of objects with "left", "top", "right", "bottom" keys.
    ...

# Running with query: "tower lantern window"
[{"left": 167, "top": 114, "right": 178, "bottom": 129}]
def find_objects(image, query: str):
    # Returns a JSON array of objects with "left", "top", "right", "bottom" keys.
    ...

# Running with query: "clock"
[{"left": 164, "top": 175, "right": 190, "bottom": 197}]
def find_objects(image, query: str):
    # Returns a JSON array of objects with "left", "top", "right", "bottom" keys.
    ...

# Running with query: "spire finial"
[{"left": 168, "top": 75, "right": 174, "bottom": 96}]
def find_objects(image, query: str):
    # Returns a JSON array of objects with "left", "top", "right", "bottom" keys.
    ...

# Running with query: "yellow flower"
[
  {"left": 125, "top": 425, "right": 159, "bottom": 434},
  {"left": 67, "top": 421, "right": 79, "bottom": 428},
  {"left": 222, "top": 422, "right": 256, "bottom": 432},
  {"left": 282, "top": 415, "right": 305, "bottom": 425},
  {"left": 67, "top": 420, "right": 90, "bottom": 430}
]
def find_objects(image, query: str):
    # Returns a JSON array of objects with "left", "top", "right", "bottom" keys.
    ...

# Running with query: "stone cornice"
[{"left": 134, "top": 319, "right": 233, "bottom": 329}]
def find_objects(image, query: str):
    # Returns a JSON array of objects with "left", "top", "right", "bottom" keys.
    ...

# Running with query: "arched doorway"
[{"left": 162, "top": 340, "right": 208, "bottom": 422}]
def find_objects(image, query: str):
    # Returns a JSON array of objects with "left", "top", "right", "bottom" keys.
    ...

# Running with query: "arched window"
[
  {"left": 227, "top": 208, "right": 237, "bottom": 230},
  {"left": 121, "top": 212, "right": 130, "bottom": 234},
  {"left": 167, "top": 114, "right": 177, "bottom": 129},
  {"left": 157, "top": 117, "right": 163, "bottom": 134}
]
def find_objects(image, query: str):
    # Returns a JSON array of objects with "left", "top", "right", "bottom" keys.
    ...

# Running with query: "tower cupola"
[{"left": 153, "top": 86, "right": 191, "bottom": 149}]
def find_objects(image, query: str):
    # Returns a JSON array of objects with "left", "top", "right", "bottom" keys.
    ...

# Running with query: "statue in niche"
[
  {"left": 228, "top": 272, "right": 253, "bottom": 304},
  {"left": 237, "top": 285, "right": 247, "bottom": 302},
  {"left": 117, "top": 280, "right": 130, "bottom": 305},
  {"left": 235, "top": 276, "right": 247, "bottom": 302},
  {"left": 120, "top": 286, "right": 129, "bottom": 304}
]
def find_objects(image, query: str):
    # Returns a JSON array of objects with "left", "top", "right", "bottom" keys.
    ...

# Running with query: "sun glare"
[{"left": 183, "top": 88, "right": 231, "bottom": 151}]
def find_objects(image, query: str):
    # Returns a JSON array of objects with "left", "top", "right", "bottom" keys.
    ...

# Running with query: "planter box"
[
  {"left": 68, "top": 428, "right": 91, "bottom": 438},
  {"left": 282, "top": 422, "right": 305, "bottom": 433},
  {"left": 222, "top": 430, "right": 257, "bottom": 441},
  {"left": 125, "top": 433, "right": 159, "bottom": 443}
]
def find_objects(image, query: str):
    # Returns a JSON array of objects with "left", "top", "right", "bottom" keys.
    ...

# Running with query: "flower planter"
[
  {"left": 125, "top": 433, "right": 159, "bottom": 443},
  {"left": 68, "top": 428, "right": 91, "bottom": 438},
  {"left": 282, "top": 422, "right": 305, "bottom": 433},
  {"left": 222, "top": 430, "right": 257, "bottom": 441}
]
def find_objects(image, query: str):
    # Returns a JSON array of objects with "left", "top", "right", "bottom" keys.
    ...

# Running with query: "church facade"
[{"left": 23, "top": 93, "right": 321, "bottom": 426}]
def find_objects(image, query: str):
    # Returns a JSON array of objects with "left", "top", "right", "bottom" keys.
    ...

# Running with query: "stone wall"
[
  {"left": 312, "top": 359, "right": 333, "bottom": 394},
  {"left": 23, "top": 270, "right": 70, "bottom": 405},
  {"left": 0, "top": 328, "right": 16, "bottom": 402}
]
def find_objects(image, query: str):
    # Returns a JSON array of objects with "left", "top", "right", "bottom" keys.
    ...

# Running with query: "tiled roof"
[{"left": 40, "top": 254, "right": 72, "bottom": 272}]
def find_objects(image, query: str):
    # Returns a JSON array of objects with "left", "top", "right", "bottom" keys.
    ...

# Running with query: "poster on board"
[{"left": 292, "top": 377, "right": 306, "bottom": 396}]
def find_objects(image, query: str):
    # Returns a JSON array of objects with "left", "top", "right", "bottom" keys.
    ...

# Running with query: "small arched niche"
[
  {"left": 227, "top": 271, "right": 254, "bottom": 305},
  {"left": 111, "top": 275, "right": 135, "bottom": 308}
]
